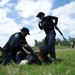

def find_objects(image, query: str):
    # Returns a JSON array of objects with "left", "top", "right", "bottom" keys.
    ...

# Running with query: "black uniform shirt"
[
  {"left": 3, "top": 32, "right": 27, "bottom": 49},
  {"left": 39, "top": 16, "right": 58, "bottom": 34}
]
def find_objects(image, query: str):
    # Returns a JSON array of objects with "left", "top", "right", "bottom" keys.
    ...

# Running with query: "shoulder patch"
[{"left": 14, "top": 34, "right": 19, "bottom": 38}]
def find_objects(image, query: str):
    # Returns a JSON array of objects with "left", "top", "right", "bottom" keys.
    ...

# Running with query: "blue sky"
[
  {"left": 0, "top": 0, "right": 75, "bottom": 46},
  {"left": 53, "top": 0, "right": 72, "bottom": 9}
]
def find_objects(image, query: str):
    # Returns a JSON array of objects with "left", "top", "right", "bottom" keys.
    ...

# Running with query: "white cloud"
[
  {"left": 15, "top": 0, "right": 53, "bottom": 18},
  {"left": 0, "top": 0, "right": 10, "bottom": 7},
  {"left": 0, "top": 17, "right": 22, "bottom": 47},
  {"left": 26, "top": 29, "right": 45, "bottom": 46},
  {"left": 52, "top": 1, "right": 75, "bottom": 17},
  {"left": 0, "top": 6, "right": 22, "bottom": 47},
  {"left": 0, "top": 7, "right": 10, "bottom": 19},
  {"left": 14, "top": 0, "right": 54, "bottom": 46},
  {"left": 0, "top": 0, "right": 75, "bottom": 47},
  {"left": 21, "top": 17, "right": 46, "bottom": 46},
  {"left": 52, "top": 1, "right": 75, "bottom": 38},
  {"left": 21, "top": 17, "right": 38, "bottom": 29}
]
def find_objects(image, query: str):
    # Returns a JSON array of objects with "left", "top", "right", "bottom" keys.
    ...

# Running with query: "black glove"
[{"left": 31, "top": 52, "right": 37, "bottom": 57}]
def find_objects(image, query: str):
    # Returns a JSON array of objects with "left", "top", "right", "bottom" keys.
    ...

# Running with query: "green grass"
[
  {"left": 32, "top": 45, "right": 71, "bottom": 52},
  {"left": 55, "top": 45, "right": 70, "bottom": 49},
  {"left": 0, "top": 48, "right": 75, "bottom": 75}
]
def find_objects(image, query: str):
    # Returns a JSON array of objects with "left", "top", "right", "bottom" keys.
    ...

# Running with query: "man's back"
[{"left": 3, "top": 32, "right": 27, "bottom": 51}]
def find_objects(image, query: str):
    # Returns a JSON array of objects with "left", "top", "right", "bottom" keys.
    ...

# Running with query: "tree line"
[{"left": 35, "top": 37, "right": 75, "bottom": 47}]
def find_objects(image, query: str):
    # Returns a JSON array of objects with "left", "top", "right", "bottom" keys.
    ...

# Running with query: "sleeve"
[
  {"left": 22, "top": 39, "right": 34, "bottom": 54},
  {"left": 24, "top": 39, "right": 34, "bottom": 54},
  {"left": 38, "top": 23, "right": 43, "bottom": 30},
  {"left": 25, "top": 46, "right": 34, "bottom": 54},
  {"left": 9, "top": 33, "right": 20, "bottom": 47},
  {"left": 48, "top": 16, "right": 58, "bottom": 26}
]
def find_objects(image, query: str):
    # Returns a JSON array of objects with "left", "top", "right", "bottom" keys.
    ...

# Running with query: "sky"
[{"left": 0, "top": 0, "right": 75, "bottom": 47}]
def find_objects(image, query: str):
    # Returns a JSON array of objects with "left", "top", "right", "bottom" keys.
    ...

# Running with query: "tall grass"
[{"left": 0, "top": 49, "right": 75, "bottom": 75}]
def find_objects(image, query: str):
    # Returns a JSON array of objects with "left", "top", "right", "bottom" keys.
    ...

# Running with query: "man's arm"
[
  {"left": 48, "top": 16, "right": 58, "bottom": 26},
  {"left": 38, "top": 21, "right": 43, "bottom": 30},
  {"left": 49, "top": 16, "right": 63, "bottom": 35},
  {"left": 23, "top": 44, "right": 34, "bottom": 54}
]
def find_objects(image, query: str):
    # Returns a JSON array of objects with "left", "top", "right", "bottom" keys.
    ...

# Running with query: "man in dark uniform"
[
  {"left": 3, "top": 27, "right": 35, "bottom": 65},
  {"left": 36, "top": 12, "right": 62, "bottom": 62}
]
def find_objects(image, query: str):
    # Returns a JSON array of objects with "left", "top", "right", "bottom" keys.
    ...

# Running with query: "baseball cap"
[
  {"left": 20, "top": 27, "right": 30, "bottom": 35},
  {"left": 36, "top": 12, "right": 45, "bottom": 17}
]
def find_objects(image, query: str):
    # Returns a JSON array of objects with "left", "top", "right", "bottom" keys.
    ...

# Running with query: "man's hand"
[
  {"left": 31, "top": 52, "right": 37, "bottom": 57},
  {"left": 38, "top": 21, "right": 43, "bottom": 30},
  {"left": 23, "top": 44, "right": 35, "bottom": 55},
  {"left": 38, "top": 21, "right": 41, "bottom": 27}
]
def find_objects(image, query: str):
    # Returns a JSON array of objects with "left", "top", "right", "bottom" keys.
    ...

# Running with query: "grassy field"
[
  {"left": 32, "top": 45, "right": 71, "bottom": 52},
  {"left": 0, "top": 47, "right": 75, "bottom": 75}
]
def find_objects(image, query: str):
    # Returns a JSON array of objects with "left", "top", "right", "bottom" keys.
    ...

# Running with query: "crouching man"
[{"left": 3, "top": 27, "right": 35, "bottom": 66}]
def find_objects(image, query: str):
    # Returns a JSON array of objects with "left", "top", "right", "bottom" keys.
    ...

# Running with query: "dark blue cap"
[
  {"left": 36, "top": 12, "right": 45, "bottom": 17},
  {"left": 20, "top": 27, "right": 30, "bottom": 35}
]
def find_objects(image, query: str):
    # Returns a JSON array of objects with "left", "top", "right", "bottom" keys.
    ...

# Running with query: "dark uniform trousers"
[
  {"left": 3, "top": 46, "right": 27, "bottom": 65},
  {"left": 40, "top": 30, "right": 56, "bottom": 59},
  {"left": 13, "top": 46, "right": 27, "bottom": 64}
]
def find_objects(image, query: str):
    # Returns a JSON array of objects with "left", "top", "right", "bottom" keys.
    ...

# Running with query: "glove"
[{"left": 31, "top": 52, "right": 37, "bottom": 57}]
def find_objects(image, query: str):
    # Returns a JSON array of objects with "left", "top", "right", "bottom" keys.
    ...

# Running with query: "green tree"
[
  {"left": 56, "top": 38, "right": 61, "bottom": 45},
  {"left": 35, "top": 40, "right": 39, "bottom": 46}
]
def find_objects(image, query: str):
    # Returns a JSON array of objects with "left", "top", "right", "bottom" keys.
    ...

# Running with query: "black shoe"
[
  {"left": 0, "top": 58, "right": 3, "bottom": 64},
  {"left": 44, "top": 57, "right": 52, "bottom": 64},
  {"left": 50, "top": 58, "right": 56, "bottom": 62},
  {"left": 3, "top": 58, "right": 11, "bottom": 66}
]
